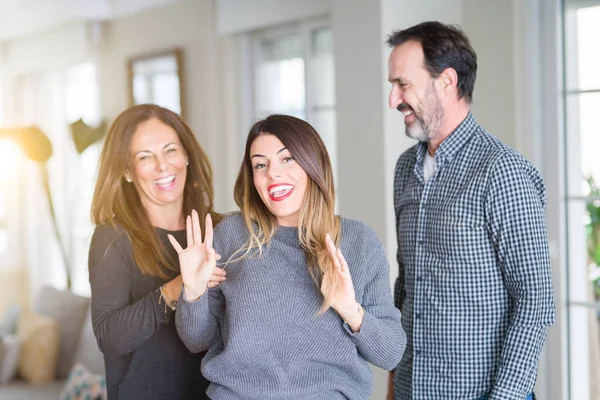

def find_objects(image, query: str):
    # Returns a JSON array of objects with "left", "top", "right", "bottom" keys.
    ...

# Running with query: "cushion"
[
  {"left": 17, "top": 312, "right": 60, "bottom": 384},
  {"left": 73, "top": 306, "right": 105, "bottom": 375},
  {"left": 0, "top": 379, "right": 63, "bottom": 399},
  {"left": 34, "top": 286, "right": 90, "bottom": 380},
  {"left": 59, "top": 363, "right": 107, "bottom": 400},
  {"left": 0, "top": 334, "right": 21, "bottom": 383},
  {"left": 0, "top": 304, "right": 21, "bottom": 337}
]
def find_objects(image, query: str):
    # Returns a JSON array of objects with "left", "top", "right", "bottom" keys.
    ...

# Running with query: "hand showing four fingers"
[
  {"left": 320, "top": 233, "right": 363, "bottom": 332},
  {"left": 168, "top": 210, "right": 221, "bottom": 302}
]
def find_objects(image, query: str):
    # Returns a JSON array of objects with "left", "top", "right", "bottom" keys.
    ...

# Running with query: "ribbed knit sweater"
[{"left": 176, "top": 213, "right": 406, "bottom": 400}]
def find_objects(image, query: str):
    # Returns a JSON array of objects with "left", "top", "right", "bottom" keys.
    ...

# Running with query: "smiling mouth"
[
  {"left": 268, "top": 184, "right": 294, "bottom": 201},
  {"left": 398, "top": 103, "right": 414, "bottom": 117},
  {"left": 154, "top": 175, "right": 176, "bottom": 189}
]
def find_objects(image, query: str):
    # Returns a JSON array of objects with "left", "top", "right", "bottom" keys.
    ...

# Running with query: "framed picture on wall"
[{"left": 127, "top": 48, "right": 185, "bottom": 118}]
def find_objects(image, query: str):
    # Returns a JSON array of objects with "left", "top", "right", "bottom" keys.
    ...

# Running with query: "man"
[{"left": 386, "top": 21, "right": 555, "bottom": 400}]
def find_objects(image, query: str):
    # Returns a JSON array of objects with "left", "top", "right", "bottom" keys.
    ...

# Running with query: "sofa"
[{"left": 0, "top": 286, "right": 105, "bottom": 400}]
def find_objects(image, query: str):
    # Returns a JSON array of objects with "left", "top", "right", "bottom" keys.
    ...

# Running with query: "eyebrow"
[
  {"left": 389, "top": 77, "right": 408, "bottom": 84},
  {"left": 133, "top": 142, "right": 178, "bottom": 157},
  {"left": 250, "top": 147, "right": 288, "bottom": 159}
]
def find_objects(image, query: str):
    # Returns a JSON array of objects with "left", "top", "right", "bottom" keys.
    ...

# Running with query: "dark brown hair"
[{"left": 387, "top": 21, "right": 477, "bottom": 103}]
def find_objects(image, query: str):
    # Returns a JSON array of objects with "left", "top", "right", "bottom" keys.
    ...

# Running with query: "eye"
[
  {"left": 138, "top": 154, "right": 152, "bottom": 161},
  {"left": 166, "top": 147, "right": 177, "bottom": 153},
  {"left": 282, "top": 156, "right": 294, "bottom": 163},
  {"left": 253, "top": 163, "right": 266, "bottom": 170}
]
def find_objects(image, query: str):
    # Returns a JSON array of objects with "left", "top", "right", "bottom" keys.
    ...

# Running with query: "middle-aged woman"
[
  {"left": 88, "top": 104, "right": 225, "bottom": 399},
  {"left": 170, "top": 114, "right": 406, "bottom": 400}
]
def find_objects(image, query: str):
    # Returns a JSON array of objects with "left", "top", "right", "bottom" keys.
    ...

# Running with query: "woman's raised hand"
[
  {"left": 320, "top": 233, "right": 363, "bottom": 332},
  {"left": 168, "top": 210, "right": 218, "bottom": 302}
]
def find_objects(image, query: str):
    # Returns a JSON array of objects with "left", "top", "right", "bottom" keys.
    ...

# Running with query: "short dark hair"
[{"left": 387, "top": 21, "right": 477, "bottom": 103}]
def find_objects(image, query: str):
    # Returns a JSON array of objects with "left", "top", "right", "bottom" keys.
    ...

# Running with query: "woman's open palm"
[
  {"left": 168, "top": 210, "right": 217, "bottom": 300},
  {"left": 320, "top": 233, "right": 356, "bottom": 312}
]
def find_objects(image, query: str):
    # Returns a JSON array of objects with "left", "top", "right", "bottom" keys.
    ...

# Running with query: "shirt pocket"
[{"left": 430, "top": 208, "right": 491, "bottom": 264}]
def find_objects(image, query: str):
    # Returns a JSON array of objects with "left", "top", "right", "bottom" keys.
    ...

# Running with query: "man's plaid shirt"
[{"left": 393, "top": 112, "right": 555, "bottom": 400}]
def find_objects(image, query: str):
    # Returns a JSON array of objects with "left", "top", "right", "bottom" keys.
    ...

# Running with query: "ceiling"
[{"left": 0, "top": 0, "right": 185, "bottom": 43}]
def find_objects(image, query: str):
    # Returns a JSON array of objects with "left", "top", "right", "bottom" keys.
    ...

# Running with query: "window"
[
  {"left": 0, "top": 83, "right": 23, "bottom": 266},
  {"left": 563, "top": 2, "right": 600, "bottom": 398},
  {"left": 0, "top": 139, "right": 22, "bottom": 263},
  {"left": 64, "top": 63, "right": 102, "bottom": 296},
  {"left": 129, "top": 49, "right": 184, "bottom": 116},
  {"left": 17, "top": 62, "right": 100, "bottom": 296},
  {"left": 252, "top": 19, "right": 337, "bottom": 184}
]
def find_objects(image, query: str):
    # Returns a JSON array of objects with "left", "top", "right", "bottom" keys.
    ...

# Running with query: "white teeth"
[
  {"left": 155, "top": 175, "right": 175, "bottom": 185},
  {"left": 269, "top": 185, "right": 293, "bottom": 196},
  {"left": 402, "top": 110, "right": 413, "bottom": 117}
]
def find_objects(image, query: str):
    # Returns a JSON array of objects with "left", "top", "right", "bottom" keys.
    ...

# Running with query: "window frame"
[{"left": 561, "top": 1, "right": 600, "bottom": 399}]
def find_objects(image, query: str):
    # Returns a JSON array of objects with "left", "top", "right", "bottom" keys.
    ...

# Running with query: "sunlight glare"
[{"left": 0, "top": 138, "right": 23, "bottom": 183}]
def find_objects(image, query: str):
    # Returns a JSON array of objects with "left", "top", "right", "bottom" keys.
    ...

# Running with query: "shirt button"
[
  {"left": 415, "top": 350, "right": 421, "bottom": 356},
  {"left": 415, "top": 313, "right": 421, "bottom": 319},
  {"left": 418, "top": 240, "right": 425, "bottom": 245},
  {"left": 416, "top": 276, "right": 423, "bottom": 282}
]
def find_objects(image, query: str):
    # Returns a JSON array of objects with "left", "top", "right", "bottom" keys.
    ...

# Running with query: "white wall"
[
  {"left": 539, "top": 0, "right": 569, "bottom": 398},
  {"left": 331, "top": 0, "right": 387, "bottom": 244},
  {"left": 0, "top": 21, "right": 96, "bottom": 126},
  {"left": 462, "top": 0, "right": 518, "bottom": 151}
]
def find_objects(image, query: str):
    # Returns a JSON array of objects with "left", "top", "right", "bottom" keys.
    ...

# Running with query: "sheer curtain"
[{"left": 17, "top": 63, "right": 100, "bottom": 297}]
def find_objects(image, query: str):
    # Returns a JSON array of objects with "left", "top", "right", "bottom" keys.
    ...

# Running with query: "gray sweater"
[
  {"left": 89, "top": 225, "right": 209, "bottom": 400},
  {"left": 176, "top": 213, "right": 406, "bottom": 400}
]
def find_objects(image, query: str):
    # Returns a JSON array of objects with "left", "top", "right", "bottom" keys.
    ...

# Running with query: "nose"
[
  {"left": 389, "top": 85, "right": 402, "bottom": 109},
  {"left": 154, "top": 155, "right": 168, "bottom": 171},
  {"left": 267, "top": 164, "right": 282, "bottom": 180}
]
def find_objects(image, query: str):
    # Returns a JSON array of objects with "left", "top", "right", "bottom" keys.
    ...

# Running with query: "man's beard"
[{"left": 401, "top": 87, "right": 444, "bottom": 143}]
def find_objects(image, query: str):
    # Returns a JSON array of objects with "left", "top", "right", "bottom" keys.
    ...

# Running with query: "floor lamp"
[{"left": 0, "top": 122, "right": 105, "bottom": 290}]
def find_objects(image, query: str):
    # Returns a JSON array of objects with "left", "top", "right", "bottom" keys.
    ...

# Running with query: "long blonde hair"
[
  {"left": 233, "top": 114, "right": 341, "bottom": 313},
  {"left": 91, "top": 104, "right": 221, "bottom": 279}
]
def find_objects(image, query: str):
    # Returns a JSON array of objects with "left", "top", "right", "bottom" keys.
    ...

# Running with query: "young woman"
[
  {"left": 89, "top": 104, "right": 225, "bottom": 399},
  {"left": 170, "top": 114, "right": 405, "bottom": 399}
]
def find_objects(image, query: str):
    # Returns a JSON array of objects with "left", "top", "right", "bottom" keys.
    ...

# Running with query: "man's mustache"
[{"left": 397, "top": 103, "right": 413, "bottom": 113}]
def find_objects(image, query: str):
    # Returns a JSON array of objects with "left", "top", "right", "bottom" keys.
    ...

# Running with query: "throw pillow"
[
  {"left": 0, "top": 334, "right": 21, "bottom": 383},
  {"left": 59, "top": 362, "right": 107, "bottom": 400},
  {"left": 0, "top": 304, "right": 21, "bottom": 337},
  {"left": 73, "top": 306, "right": 105, "bottom": 375},
  {"left": 17, "top": 311, "right": 60, "bottom": 384},
  {"left": 34, "top": 285, "right": 90, "bottom": 380}
]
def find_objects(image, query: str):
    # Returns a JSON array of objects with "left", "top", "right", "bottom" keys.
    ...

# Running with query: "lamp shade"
[
  {"left": 69, "top": 119, "right": 106, "bottom": 154},
  {"left": 0, "top": 127, "right": 52, "bottom": 163}
]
